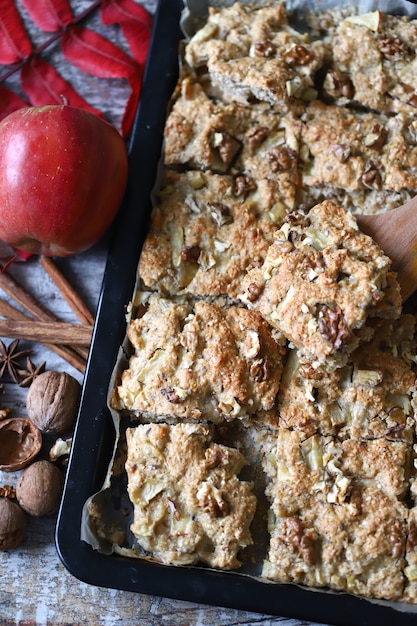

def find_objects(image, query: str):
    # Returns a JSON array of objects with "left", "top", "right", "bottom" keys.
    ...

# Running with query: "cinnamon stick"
[
  {"left": 0, "top": 300, "right": 86, "bottom": 373},
  {"left": 0, "top": 269, "right": 59, "bottom": 323},
  {"left": 39, "top": 256, "right": 95, "bottom": 326},
  {"left": 0, "top": 270, "right": 89, "bottom": 361},
  {"left": 0, "top": 319, "right": 92, "bottom": 346}
]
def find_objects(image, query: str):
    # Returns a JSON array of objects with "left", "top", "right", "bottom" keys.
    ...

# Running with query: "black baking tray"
[{"left": 56, "top": 1, "right": 417, "bottom": 624}]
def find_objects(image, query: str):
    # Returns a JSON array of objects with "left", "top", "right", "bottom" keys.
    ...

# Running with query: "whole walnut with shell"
[{"left": 26, "top": 370, "right": 81, "bottom": 435}]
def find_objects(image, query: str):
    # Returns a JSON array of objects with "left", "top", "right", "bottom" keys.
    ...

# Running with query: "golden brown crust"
[
  {"left": 164, "top": 77, "right": 302, "bottom": 209},
  {"left": 262, "top": 428, "right": 410, "bottom": 601},
  {"left": 325, "top": 12, "right": 417, "bottom": 114},
  {"left": 278, "top": 315, "right": 417, "bottom": 441},
  {"left": 125, "top": 423, "right": 256, "bottom": 569},
  {"left": 106, "top": 2, "right": 417, "bottom": 605},
  {"left": 299, "top": 101, "right": 417, "bottom": 214},
  {"left": 112, "top": 295, "right": 285, "bottom": 427},
  {"left": 138, "top": 169, "right": 286, "bottom": 299},
  {"left": 239, "top": 201, "right": 393, "bottom": 368},
  {"left": 185, "top": 2, "right": 328, "bottom": 110}
]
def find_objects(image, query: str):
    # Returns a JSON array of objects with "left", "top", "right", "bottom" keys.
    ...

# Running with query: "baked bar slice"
[
  {"left": 262, "top": 428, "right": 410, "bottom": 601},
  {"left": 125, "top": 422, "right": 256, "bottom": 569},
  {"left": 277, "top": 315, "right": 417, "bottom": 441},
  {"left": 164, "top": 76, "right": 301, "bottom": 209},
  {"left": 323, "top": 11, "right": 417, "bottom": 115},
  {"left": 164, "top": 77, "right": 247, "bottom": 175},
  {"left": 138, "top": 169, "right": 286, "bottom": 299},
  {"left": 112, "top": 294, "right": 285, "bottom": 427},
  {"left": 402, "top": 508, "right": 417, "bottom": 602},
  {"left": 184, "top": 2, "right": 328, "bottom": 110},
  {"left": 299, "top": 101, "right": 417, "bottom": 214},
  {"left": 239, "top": 200, "right": 392, "bottom": 369}
]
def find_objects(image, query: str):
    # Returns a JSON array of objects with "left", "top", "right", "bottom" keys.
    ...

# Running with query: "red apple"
[{"left": 0, "top": 105, "right": 128, "bottom": 256}]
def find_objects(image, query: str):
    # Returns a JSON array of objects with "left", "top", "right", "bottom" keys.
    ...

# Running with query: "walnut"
[
  {"left": 285, "top": 212, "right": 308, "bottom": 227},
  {"left": 323, "top": 69, "right": 354, "bottom": 99},
  {"left": 16, "top": 460, "right": 63, "bottom": 517},
  {"left": 212, "top": 131, "right": 241, "bottom": 166},
  {"left": 204, "top": 445, "right": 227, "bottom": 469},
  {"left": 254, "top": 39, "right": 276, "bottom": 57},
  {"left": 300, "top": 251, "right": 326, "bottom": 277},
  {"left": 266, "top": 146, "right": 297, "bottom": 172},
  {"left": 318, "top": 304, "right": 351, "bottom": 350},
  {"left": 384, "top": 423, "right": 406, "bottom": 439},
  {"left": 233, "top": 175, "right": 257, "bottom": 197},
  {"left": 401, "top": 83, "right": 417, "bottom": 108},
  {"left": 250, "top": 358, "right": 269, "bottom": 382},
  {"left": 332, "top": 144, "right": 351, "bottom": 163},
  {"left": 0, "top": 497, "right": 26, "bottom": 550},
  {"left": 26, "top": 371, "right": 81, "bottom": 435},
  {"left": 245, "top": 282, "right": 265, "bottom": 303},
  {"left": 390, "top": 519, "right": 406, "bottom": 558},
  {"left": 0, "top": 485, "right": 16, "bottom": 499},
  {"left": 380, "top": 36, "right": 408, "bottom": 60},
  {"left": 363, "top": 124, "right": 387, "bottom": 151},
  {"left": 49, "top": 437, "right": 72, "bottom": 463},
  {"left": 281, "top": 516, "right": 317, "bottom": 565},
  {"left": 298, "top": 364, "right": 324, "bottom": 381},
  {"left": 180, "top": 245, "right": 201, "bottom": 263},
  {"left": 208, "top": 202, "right": 232, "bottom": 227},
  {"left": 160, "top": 387, "right": 182, "bottom": 403},
  {"left": 246, "top": 124, "right": 269, "bottom": 154},
  {"left": 283, "top": 44, "right": 313, "bottom": 66},
  {"left": 0, "top": 407, "right": 12, "bottom": 421},
  {"left": 197, "top": 483, "right": 230, "bottom": 517},
  {"left": 0, "top": 418, "right": 42, "bottom": 472},
  {"left": 361, "top": 164, "right": 382, "bottom": 189},
  {"left": 407, "top": 521, "right": 417, "bottom": 551}
]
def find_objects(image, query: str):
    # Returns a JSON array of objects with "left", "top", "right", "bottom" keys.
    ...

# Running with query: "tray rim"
[{"left": 55, "top": 1, "right": 417, "bottom": 623}]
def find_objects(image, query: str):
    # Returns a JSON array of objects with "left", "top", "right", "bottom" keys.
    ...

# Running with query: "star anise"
[
  {"left": 0, "top": 339, "right": 31, "bottom": 384},
  {"left": 17, "top": 357, "right": 46, "bottom": 387}
]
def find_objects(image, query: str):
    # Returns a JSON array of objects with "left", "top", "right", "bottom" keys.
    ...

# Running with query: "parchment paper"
[{"left": 81, "top": 0, "right": 417, "bottom": 615}]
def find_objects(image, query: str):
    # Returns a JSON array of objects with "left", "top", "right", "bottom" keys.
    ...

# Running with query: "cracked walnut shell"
[
  {"left": 26, "top": 370, "right": 81, "bottom": 435},
  {"left": 0, "top": 418, "right": 42, "bottom": 472}
]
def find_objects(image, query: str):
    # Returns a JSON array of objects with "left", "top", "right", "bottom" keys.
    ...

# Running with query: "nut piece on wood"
[
  {"left": 26, "top": 370, "right": 81, "bottom": 435},
  {"left": 0, "top": 418, "right": 42, "bottom": 472},
  {"left": 0, "top": 497, "right": 26, "bottom": 550},
  {"left": 16, "top": 460, "right": 63, "bottom": 517}
]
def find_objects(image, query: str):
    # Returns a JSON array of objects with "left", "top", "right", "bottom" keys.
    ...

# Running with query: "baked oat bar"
[
  {"left": 184, "top": 2, "right": 328, "bottom": 110},
  {"left": 164, "top": 76, "right": 301, "bottom": 208},
  {"left": 262, "top": 428, "right": 411, "bottom": 601},
  {"left": 164, "top": 77, "right": 246, "bottom": 175},
  {"left": 323, "top": 11, "right": 417, "bottom": 115},
  {"left": 239, "top": 200, "right": 392, "bottom": 369},
  {"left": 299, "top": 101, "right": 417, "bottom": 214},
  {"left": 138, "top": 169, "right": 286, "bottom": 299},
  {"left": 112, "top": 294, "right": 285, "bottom": 427},
  {"left": 402, "top": 508, "right": 417, "bottom": 602},
  {"left": 277, "top": 314, "right": 417, "bottom": 441},
  {"left": 125, "top": 423, "right": 256, "bottom": 569}
]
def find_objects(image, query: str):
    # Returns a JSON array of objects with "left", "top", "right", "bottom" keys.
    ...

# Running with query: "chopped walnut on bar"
[{"left": 239, "top": 200, "right": 393, "bottom": 369}]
